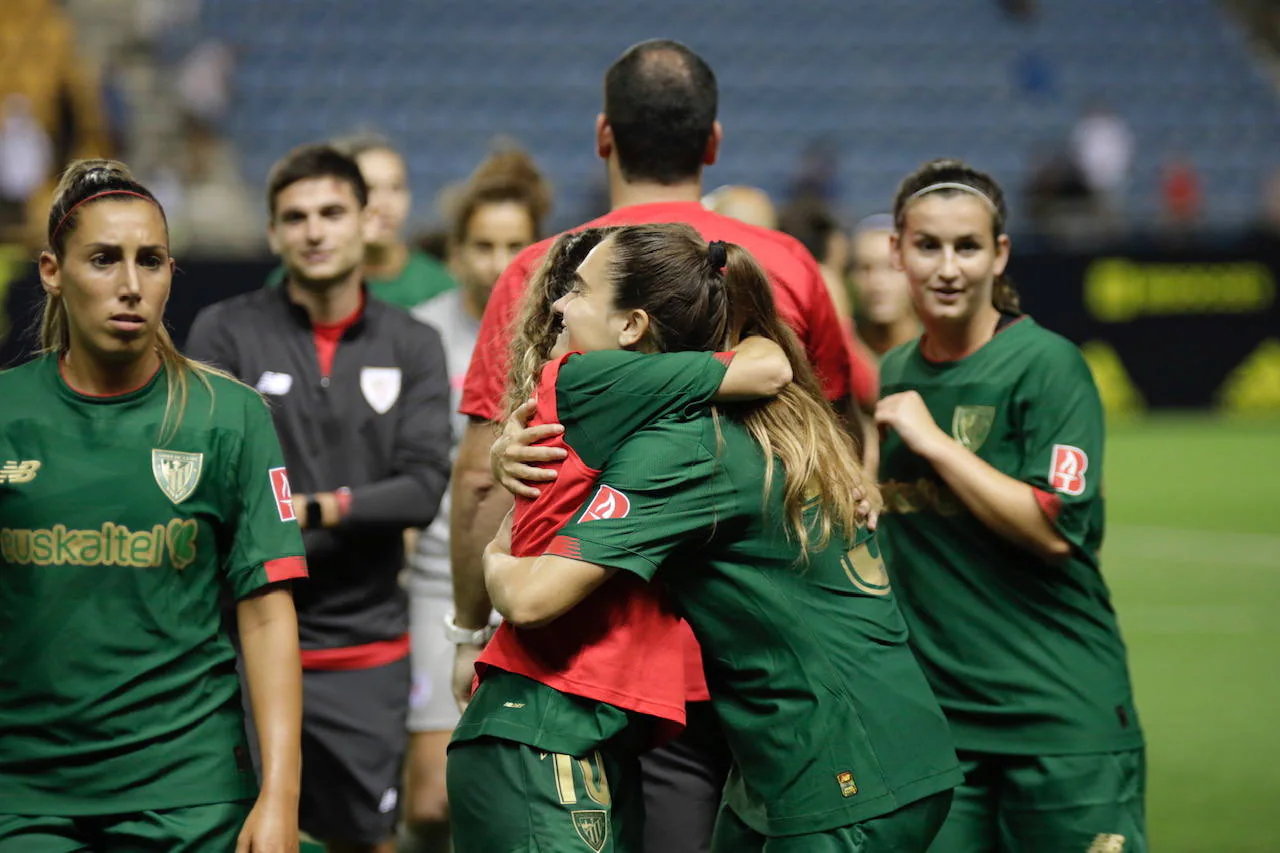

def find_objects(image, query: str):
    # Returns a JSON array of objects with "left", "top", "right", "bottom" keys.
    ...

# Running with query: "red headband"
[{"left": 51, "top": 190, "right": 157, "bottom": 244}]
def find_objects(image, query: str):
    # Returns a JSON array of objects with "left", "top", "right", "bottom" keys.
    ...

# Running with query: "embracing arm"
[
  {"left": 876, "top": 391, "right": 1070, "bottom": 563},
  {"left": 451, "top": 419, "right": 511, "bottom": 630},
  {"left": 712, "top": 336, "right": 792, "bottom": 400},
  {"left": 483, "top": 513, "right": 616, "bottom": 628}
]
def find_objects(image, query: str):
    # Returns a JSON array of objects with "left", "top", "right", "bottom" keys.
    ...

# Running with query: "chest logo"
[
  {"left": 951, "top": 405, "right": 995, "bottom": 452},
  {"left": 152, "top": 450, "right": 204, "bottom": 504},
  {"left": 361, "top": 367, "right": 402, "bottom": 414},
  {"left": 579, "top": 485, "right": 631, "bottom": 523},
  {"left": 255, "top": 371, "right": 294, "bottom": 396},
  {"left": 0, "top": 460, "right": 41, "bottom": 484}
]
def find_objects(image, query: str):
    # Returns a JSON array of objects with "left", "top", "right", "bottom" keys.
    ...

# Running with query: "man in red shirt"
[{"left": 448, "top": 39, "right": 866, "bottom": 853}]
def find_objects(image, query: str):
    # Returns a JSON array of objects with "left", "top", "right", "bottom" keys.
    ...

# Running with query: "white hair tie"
[{"left": 905, "top": 181, "right": 997, "bottom": 213}]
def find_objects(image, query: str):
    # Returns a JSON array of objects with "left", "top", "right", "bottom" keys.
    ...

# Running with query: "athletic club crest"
[
  {"left": 571, "top": 810, "right": 608, "bottom": 852},
  {"left": 152, "top": 449, "right": 204, "bottom": 504},
  {"left": 361, "top": 367, "right": 402, "bottom": 414},
  {"left": 951, "top": 405, "right": 996, "bottom": 452}
]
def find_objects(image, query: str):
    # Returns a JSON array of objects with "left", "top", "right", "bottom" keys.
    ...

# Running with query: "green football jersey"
[
  {"left": 878, "top": 316, "right": 1143, "bottom": 755},
  {"left": 264, "top": 249, "right": 456, "bottom": 309},
  {"left": 553, "top": 411, "right": 962, "bottom": 836},
  {"left": 0, "top": 355, "right": 307, "bottom": 815}
]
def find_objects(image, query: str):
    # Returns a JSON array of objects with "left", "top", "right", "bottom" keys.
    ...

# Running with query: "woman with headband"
[
  {"left": 874, "top": 159, "right": 1145, "bottom": 853},
  {"left": 0, "top": 160, "right": 307, "bottom": 852},
  {"left": 473, "top": 223, "right": 961, "bottom": 852}
]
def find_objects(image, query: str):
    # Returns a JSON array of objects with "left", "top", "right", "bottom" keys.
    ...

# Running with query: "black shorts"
[{"left": 298, "top": 659, "right": 411, "bottom": 844}]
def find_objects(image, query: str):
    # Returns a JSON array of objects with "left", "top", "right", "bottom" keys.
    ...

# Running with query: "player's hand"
[
  {"left": 491, "top": 398, "right": 567, "bottom": 499},
  {"left": 852, "top": 485, "right": 878, "bottom": 532},
  {"left": 235, "top": 793, "right": 299, "bottom": 853},
  {"left": 452, "top": 643, "right": 484, "bottom": 712},
  {"left": 875, "top": 391, "right": 947, "bottom": 457},
  {"left": 291, "top": 494, "right": 309, "bottom": 530}
]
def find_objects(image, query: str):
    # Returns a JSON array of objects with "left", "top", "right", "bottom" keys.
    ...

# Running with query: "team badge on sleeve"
[
  {"left": 269, "top": 467, "right": 297, "bottom": 522},
  {"left": 1049, "top": 444, "right": 1089, "bottom": 496},
  {"left": 152, "top": 450, "right": 203, "bottom": 504},
  {"left": 579, "top": 485, "right": 631, "bottom": 523}
]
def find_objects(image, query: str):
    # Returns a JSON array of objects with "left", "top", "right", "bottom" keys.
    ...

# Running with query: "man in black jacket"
[{"left": 187, "top": 143, "right": 451, "bottom": 853}]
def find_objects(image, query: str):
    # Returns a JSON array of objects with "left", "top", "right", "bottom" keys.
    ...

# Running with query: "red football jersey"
[{"left": 477, "top": 356, "right": 693, "bottom": 730}]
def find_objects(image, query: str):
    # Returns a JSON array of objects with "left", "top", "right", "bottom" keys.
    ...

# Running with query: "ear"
[
  {"left": 992, "top": 234, "right": 1011, "bottom": 278},
  {"left": 703, "top": 121, "right": 723, "bottom": 167},
  {"left": 595, "top": 114, "right": 613, "bottom": 161},
  {"left": 37, "top": 251, "right": 60, "bottom": 296},
  {"left": 616, "top": 308, "right": 651, "bottom": 349},
  {"left": 888, "top": 231, "right": 905, "bottom": 272},
  {"left": 266, "top": 220, "right": 281, "bottom": 257}
]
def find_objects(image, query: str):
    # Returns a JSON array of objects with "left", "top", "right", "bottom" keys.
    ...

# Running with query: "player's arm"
[
  {"left": 875, "top": 390, "right": 1070, "bottom": 563},
  {"left": 483, "top": 512, "right": 616, "bottom": 628},
  {"left": 451, "top": 418, "right": 511, "bottom": 630},
  {"left": 491, "top": 338, "right": 791, "bottom": 498},
  {"left": 236, "top": 585, "right": 302, "bottom": 847}
]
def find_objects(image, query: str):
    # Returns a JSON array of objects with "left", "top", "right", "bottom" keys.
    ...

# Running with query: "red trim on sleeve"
[
  {"left": 713, "top": 351, "right": 735, "bottom": 367},
  {"left": 546, "top": 535, "right": 583, "bottom": 559},
  {"left": 264, "top": 555, "right": 308, "bottom": 582},
  {"left": 1033, "top": 487, "right": 1063, "bottom": 522},
  {"left": 299, "top": 633, "right": 411, "bottom": 671}
]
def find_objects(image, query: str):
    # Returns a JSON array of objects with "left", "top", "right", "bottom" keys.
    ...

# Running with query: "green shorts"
[
  {"left": 0, "top": 800, "right": 253, "bottom": 853},
  {"left": 447, "top": 736, "right": 643, "bottom": 853},
  {"left": 711, "top": 789, "right": 954, "bottom": 853},
  {"left": 928, "top": 749, "right": 1146, "bottom": 853}
]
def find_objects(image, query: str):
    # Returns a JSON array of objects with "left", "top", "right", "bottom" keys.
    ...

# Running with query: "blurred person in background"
[
  {"left": 450, "top": 38, "right": 862, "bottom": 853},
  {"left": 401, "top": 146, "right": 551, "bottom": 853},
  {"left": 849, "top": 213, "right": 919, "bottom": 358},
  {"left": 265, "top": 136, "right": 457, "bottom": 309},
  {"left": 701, "top": 184, "right": 778, "bottom": 229},
  {"left": 187, "top": 144, "right": 453, "bottom": 853},
  {"left": 0, "top": 95, "right": 53, "bottom": 240},
  {"left": 1070, "top": 101, "right": 1134, "bottom": 215},
  {"left": 875, "top": 159, "right": 1145, "bottom": 853}
]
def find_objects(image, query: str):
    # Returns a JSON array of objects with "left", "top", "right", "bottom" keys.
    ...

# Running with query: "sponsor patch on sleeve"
[
  {"left": 579, "top": 485, "right": 631, "bottom": 523},
  {"left": 269, "top": 467, "right": 297, "bottom": 522},
  {"left": 1048, "top": 444, "right": 1088, "bottom": 496}
]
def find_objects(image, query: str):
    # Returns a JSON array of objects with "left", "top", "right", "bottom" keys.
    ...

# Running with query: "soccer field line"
[{"left": 1105, "top": 524, "right": 1280, "bottom": 569}]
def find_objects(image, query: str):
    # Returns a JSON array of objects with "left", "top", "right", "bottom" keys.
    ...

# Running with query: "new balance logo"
[{"left": 0, "top": 461, "right": 41, "bottom": 484}]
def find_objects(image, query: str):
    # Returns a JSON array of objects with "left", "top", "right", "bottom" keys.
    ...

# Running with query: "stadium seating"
[{"left": 203, "top": 0, "right": 1280, "bottom": 232}]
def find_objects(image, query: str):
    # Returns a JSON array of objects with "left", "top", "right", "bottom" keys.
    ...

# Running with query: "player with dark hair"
[
  {"left": 400, "top": 146, "right": 551, "bottom": 852},
  {"left": 875, "top": 158, "right": 1146, "bottom": 852},
  {"left": 188, "top": 143, "right": 453, "bottom": 853},
  {"left": 451, "top": 41, "right": 864, "bottom": 850},
  {"left": 0, "top": 160, "right": 307, "bottom": 852},
  {"left": 475, "top": 223, "right": 961, "bottom": 852},
  {"left": 264, "top": 135, "right": 457, "bottom": 310}
]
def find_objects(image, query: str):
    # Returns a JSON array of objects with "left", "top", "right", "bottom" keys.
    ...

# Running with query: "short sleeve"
[
  {"left": 556, "top": 350, "right": 730, "bottom": 470},
  {"left": 223, "top": 391, "right": 308, "bottom": 598},
  {"left": 1015, "top": 342, "right": 1105, "bottom": 549},
  {"left": 549, "top": 432, "right": 715, "bottom": 582},
  {"left": 459, "top": 248, "right": 539, "bottom": 422}
]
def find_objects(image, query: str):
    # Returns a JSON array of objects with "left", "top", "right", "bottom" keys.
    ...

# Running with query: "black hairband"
[{"left": 707, "top": 240, "right": 728, "bottom": 272}]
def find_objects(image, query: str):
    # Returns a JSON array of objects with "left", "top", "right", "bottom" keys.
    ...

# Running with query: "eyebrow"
[{"left": 82, "top": 242, "right": 169, "bottom": 252}]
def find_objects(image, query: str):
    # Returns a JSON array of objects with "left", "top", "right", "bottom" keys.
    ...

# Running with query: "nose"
[
  {"left": 938, "top": 247, "right": 960, "bottom": 282},
  {"left": 121, "top": 260, "right": 143, "bottom": 300},
  {"left": 551, "top": 292, "right": 570, "bottom": 314},
  {"left": 304, "top": 214, "right": 324, "bottom": 243}
]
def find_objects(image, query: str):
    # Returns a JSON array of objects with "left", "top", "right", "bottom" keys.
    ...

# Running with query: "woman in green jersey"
[
  {"left": 0, "top": 160, "right": 306, "bottom": 852},
  {"left": 873, "top": 159, "right": 1145, "bottom": 853},
  {"left": 481, "top": 223, "right": 962, "bottom": 853}
]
